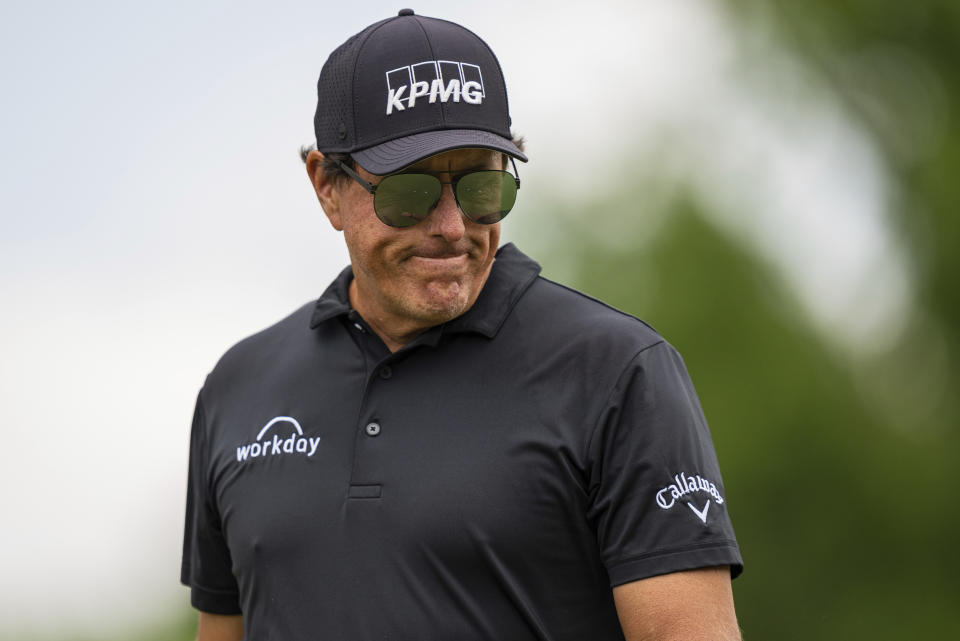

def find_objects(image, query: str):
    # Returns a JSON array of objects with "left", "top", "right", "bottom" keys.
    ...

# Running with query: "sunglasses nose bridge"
[
  {"left": 422, "top": 180, "right": 467, "bottom": 238},
  {"left": 445, "top": 181, "right": 463, "bottom": 212},
  {"left": 425, "top": 179, "right": 460, "bottom": 213}
]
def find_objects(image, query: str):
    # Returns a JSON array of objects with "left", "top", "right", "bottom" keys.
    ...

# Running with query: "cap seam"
[
  {"left": 426, "top": 17, "right": 512, "bottom": 127},
  {"left": 408, "top": 16, "right": 445, "bottom": 130}
]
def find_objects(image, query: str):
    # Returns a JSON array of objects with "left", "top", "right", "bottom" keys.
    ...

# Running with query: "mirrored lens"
[
  {"left": 456, "top": 171, "right": 518, "bottom": 224},
  {"left": 373, "top": 174, "right": 442, "bottom": 227}
]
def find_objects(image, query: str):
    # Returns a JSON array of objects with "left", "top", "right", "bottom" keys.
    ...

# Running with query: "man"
[{"left": 182, "top": 9, "right": 743, "bottom": 641}]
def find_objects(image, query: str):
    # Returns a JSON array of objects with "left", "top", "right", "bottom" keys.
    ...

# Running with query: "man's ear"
[{"left": 305, "top": 150, "right": 344, "bottom": 230}]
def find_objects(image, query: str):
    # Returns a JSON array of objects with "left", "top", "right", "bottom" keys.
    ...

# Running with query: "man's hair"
[{"left": 300, "top": 135, "right": 526, "bottom": 185}]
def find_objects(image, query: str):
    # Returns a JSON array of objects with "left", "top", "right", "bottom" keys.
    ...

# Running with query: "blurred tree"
[
  {"left": 723, "top": 0, "right": 960, "bottom": 423},
  {"left": 707, "top": 1, "right": 960, "bottom": 635},
  {"left": 43, "top": 609, "right": 196, "bottom": 641}
]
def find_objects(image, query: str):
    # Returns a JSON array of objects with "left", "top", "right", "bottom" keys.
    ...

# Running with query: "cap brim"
[{"left": 351, "top": 129, "right": 527, "bottom": 175}]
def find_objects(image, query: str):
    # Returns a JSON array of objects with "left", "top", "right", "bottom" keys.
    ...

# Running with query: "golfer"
[{"left": 182, "top": 9, "right": 743, "bottom": 640}]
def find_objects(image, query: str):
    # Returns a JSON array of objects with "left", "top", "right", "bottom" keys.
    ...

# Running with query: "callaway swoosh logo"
[{"left": 686, "top": 501, "right": 711, "bottom": 524}]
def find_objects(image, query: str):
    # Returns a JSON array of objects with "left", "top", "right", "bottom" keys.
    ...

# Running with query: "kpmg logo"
[
  {"left": 385, "top": 60, "right": 485, "bottom": 115},
  {"left": 236, "top": 416, "right": 320, "bottom": 463}
]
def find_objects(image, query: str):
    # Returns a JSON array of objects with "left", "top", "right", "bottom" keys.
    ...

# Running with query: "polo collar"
[
  {"left": 309, "top": 264, "right": 353, "bottom": 328},
  {"left": 309, "top": 243, "right": 541, "bottom": 338}
]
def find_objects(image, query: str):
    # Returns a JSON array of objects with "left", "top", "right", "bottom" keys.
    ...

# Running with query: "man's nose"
[{"left": 424, "top": 183, "right": 465, "bottom": 241}]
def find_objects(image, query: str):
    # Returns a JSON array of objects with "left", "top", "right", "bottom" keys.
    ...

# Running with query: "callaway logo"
[
  {"left": 236, "top": 416, "right": 320, "bottom": 463},
  {"left": 655, "top": 472, "right": 725, "bottom": 524},
  {"left": 385, "top": 60, "right": 485, "bottom": 115}
]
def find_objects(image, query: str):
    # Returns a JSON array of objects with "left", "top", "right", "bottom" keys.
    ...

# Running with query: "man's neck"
[{"left": 347, "top": 279, "right": 428, "bottom": 353}]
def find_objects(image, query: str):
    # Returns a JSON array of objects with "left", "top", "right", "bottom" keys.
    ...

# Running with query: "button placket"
[{"left": 347, "top": 309, "right": 367, "bottom": 333}]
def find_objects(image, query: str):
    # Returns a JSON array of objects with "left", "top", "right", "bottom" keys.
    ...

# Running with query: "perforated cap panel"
[{"left": 314, "top": 18, "right": 392, "bottom": 154}]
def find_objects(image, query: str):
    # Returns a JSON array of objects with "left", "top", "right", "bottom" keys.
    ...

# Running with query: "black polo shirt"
[{"left": 181, "top": 244, "right": 742, "bottom": 640}]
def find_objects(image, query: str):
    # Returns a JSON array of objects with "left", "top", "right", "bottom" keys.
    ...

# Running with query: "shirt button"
[
  {"left": 365, "top": 422, "right": 381, "bottom": 437},
  {"left": 347, "top": 310, "right": 365, "bottom": 332},
  {"left": 379, "top": 366, "right": 392, "bottom": 379}
]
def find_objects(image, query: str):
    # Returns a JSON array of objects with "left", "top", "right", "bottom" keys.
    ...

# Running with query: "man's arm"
[
  {"left": 196, "top": 613, "right": 243, "bottom": 641},
  {"left": 612, "top": 566, "right": 741, "bottom": 641}
]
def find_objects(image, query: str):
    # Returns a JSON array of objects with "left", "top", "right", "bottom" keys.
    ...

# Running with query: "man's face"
[{"left": 319, "top": 148, "right": 503, "bottom": 342}]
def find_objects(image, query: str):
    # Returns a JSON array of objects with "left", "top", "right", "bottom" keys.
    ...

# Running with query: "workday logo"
[
  {"left": 655, "top": 472, "right": 725, "bottom": 525},
  {"left": 385, "top": 60, "right": 485, "bottom": 115},
  {"left": 236, "top": 416, "right": 320, "bottom": 463}
]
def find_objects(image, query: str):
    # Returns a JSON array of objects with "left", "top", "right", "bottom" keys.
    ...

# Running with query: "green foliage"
[
  {"left": 39, "top": 611, "right": 196, "bottom": 641},
  {"left": 702, "top": 2, "right": 960, "bottom": 632},
  {"left": 729, "top": 0, "right": 960, "bottom": 345}
]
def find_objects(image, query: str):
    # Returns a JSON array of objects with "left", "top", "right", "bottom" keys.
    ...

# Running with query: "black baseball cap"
[{"left": 314, "top": 9, "right": 527, "bottom": 175}]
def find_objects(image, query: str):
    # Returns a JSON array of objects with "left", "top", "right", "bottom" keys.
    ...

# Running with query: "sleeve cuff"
[
  {"left": 190, "top": 585, "right": 242, "bottom": 615},
  {"left": 607, "top": 541, "right": 744, "bottom": 587}
]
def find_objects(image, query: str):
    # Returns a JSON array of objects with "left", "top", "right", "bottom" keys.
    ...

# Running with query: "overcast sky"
[{"left": 0, "top": 1, "right": 907, "bottom": 637}]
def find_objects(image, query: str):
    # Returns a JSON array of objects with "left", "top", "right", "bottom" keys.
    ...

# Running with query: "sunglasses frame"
[{"left": 335, "top": 158, "right": 521, "bottom": 227}]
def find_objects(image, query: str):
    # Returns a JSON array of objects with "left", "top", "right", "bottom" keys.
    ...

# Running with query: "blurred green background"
[{"left": 5, "top": 0, "right": 957, "bottom": 639}]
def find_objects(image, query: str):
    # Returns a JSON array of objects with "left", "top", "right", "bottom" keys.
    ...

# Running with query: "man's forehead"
[{"left": 402, "top": 148, "right": 502, "bottom": 173}]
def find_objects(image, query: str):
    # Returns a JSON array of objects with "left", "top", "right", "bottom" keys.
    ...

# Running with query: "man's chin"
[{"left": 407, "top": 285, "right": 472, "bottom": 324}]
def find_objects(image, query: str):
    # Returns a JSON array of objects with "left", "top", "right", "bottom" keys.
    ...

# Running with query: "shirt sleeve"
[
  {"left": 584, "top": 341, "right": 743, "bottom": 586},
  {"left": 180, "top": 390, "right": 243, "bottom": 614}
]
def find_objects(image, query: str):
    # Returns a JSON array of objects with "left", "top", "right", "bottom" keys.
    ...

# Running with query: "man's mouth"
[
  {"left": 408, "top": 253, "right": 468, "bottom": 266},
  {"left": 410, "top": 247, "right": 469, "bottom": 260}
]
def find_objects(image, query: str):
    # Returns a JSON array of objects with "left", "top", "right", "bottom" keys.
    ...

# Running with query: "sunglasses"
[{"left": 336, "top": 159, "right": 521, "bottom": 228}]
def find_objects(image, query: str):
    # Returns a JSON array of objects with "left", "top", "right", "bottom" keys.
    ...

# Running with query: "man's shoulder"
[
  {"left": 204, "top": 300, "right": 318, "bottom": 387},
  {"left": 511, "top": 275, "right": 665, "bottom": 354}
]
